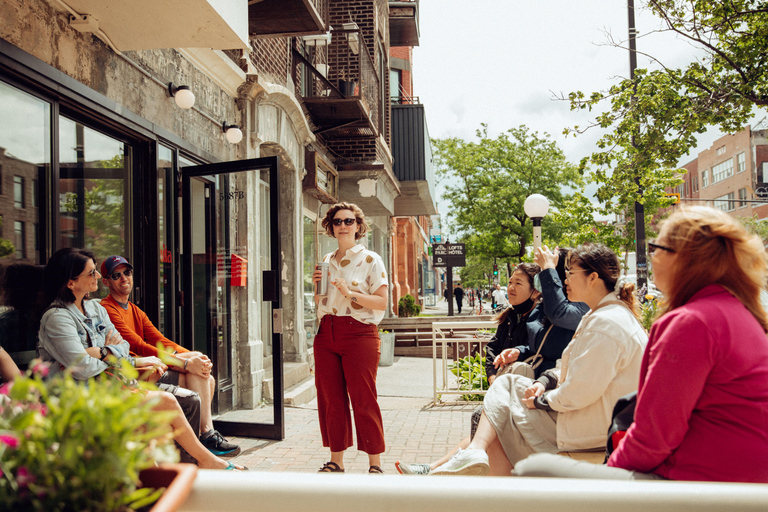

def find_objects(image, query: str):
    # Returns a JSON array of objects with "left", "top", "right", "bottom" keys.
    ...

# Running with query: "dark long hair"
[
  {"left": 567, "top": 243, "right": 639, "bottom": 319},
  {"left": 494, "top": 262, "right": 541, "bottom": 325},
  {"left": 42, "top": 248, "right": 96, "bottom": 308}
]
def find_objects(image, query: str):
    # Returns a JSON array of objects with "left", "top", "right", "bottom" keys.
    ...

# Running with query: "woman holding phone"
[{"left": 312, "top": 202, "right": 388, "bottom": 473}]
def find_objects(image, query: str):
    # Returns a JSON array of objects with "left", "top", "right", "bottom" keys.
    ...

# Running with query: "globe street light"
[{"left": 524, "top": 194, "right": 550, "bottom": 253}]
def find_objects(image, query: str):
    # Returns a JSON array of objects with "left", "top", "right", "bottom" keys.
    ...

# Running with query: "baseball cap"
[{"left": 101, "top": 255, "right": 133, "bottom": 277}]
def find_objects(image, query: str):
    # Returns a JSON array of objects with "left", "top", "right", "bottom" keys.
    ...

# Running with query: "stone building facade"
[{"left": 0, "top": 0, "right": 433, "bottom": 437}]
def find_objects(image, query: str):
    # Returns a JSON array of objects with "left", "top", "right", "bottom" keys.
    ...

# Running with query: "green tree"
[
  {"left": 0, "top": 218, "right": 14, "bottom": 259},
  {"left": 740, "top": 215, "right": 768, "bottom": 246},
  {"left": 565, "top": 0, "right": 767, "bottom": 241},
  {"left": 434, "top": 125, "right": 583, "bottom": 272}
]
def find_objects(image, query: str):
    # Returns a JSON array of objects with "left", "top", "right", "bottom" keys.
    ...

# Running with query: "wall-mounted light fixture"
[
  {"left": 223, "top": 122, "right": 243, "bottom": 144},
  {"left": 168, "top": 83, "right": 195, "bottom": 109}
]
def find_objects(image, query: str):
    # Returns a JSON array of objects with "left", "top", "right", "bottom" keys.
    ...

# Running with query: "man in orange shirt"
[{"left": 100, "top": 255, "right": 240, "bottom": 457}]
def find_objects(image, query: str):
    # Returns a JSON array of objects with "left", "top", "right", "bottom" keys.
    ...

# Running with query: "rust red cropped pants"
[{"left": 313, "top": 315, "right": 385, "bottom": 455}]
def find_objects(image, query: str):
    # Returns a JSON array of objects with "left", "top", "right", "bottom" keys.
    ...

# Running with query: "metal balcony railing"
[{"left": 292, "top": 27, "right": 381, "bottom": 135}]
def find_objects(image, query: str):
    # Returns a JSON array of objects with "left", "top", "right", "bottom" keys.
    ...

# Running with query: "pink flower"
[
  {"left": 0, "top": 434, "right": 19, "bottom": 448},
  {"left": 31, "top": 362, "right": 50, "bottom": 377},
  {"left": 16, "top": 467, "right": 34, "bottom": 488},
  {"left": 0, "top": 382, "right": 11, "bottom": 395}
]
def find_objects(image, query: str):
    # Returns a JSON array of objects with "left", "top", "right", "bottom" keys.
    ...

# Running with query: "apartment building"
[{"left": 667, "top": 128, "right": 768, "bottom": 219}]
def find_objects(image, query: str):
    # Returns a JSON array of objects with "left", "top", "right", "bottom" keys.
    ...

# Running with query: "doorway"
[{"left": 182, "top": 156, "right": 284, "bottom": 440}]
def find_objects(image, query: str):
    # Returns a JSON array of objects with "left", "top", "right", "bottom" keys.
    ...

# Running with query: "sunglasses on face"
[
  {"left": 74, "top": 268, "right": 100, "bottom": 279},
  {"left": 108, "top": 269, "right": 133, "bottom": 281},
  {"left": 648, "top": 239, "right": 675, "bottom": 256},
  {"left": 332, "top": 218, "right": 357, "bottom": 226}
]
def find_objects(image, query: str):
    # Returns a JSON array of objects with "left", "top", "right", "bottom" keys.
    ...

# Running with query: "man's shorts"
[{"left": 156, "top": 369, "right": 197, "bottom": 398}]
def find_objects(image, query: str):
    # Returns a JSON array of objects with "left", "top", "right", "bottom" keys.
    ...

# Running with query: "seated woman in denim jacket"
[{"left": 37, "top": 248, "right": 245, "bottom": 471}]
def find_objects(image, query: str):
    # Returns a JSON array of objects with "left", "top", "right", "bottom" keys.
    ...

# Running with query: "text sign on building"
[{"left": 432, "top": 243, "right": 466, "bottom": 267}]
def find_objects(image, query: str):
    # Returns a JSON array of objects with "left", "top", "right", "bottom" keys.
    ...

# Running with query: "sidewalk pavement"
[
  {"left": 422, "top": 297, "right": 493, "bottom": 317},
  {"left": 224, "top": 356, "right": 477, "bottom": 474}
]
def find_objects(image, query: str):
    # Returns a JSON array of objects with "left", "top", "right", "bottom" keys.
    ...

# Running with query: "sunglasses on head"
[
  {"left": 108, "top": 269, "right": 133, "bottom": 281},
  {"left": 332, "top": 218, "right": 357, "bottom": 226}
]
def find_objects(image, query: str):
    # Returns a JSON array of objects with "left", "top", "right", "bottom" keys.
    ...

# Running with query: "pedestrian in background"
[
  {"left": 313, "top": 202, "right": 388, "bottom": 474},
  {"left": 454, "top": 283, "right": 465, "bottom": 314}
]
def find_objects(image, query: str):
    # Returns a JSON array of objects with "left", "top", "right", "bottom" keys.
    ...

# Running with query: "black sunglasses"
[
  {"left": 108, "top": 269, "right": 133, "bottom": 281},
  {"left": 332, "top": 218, "right": 357, "bottom": 226},
  {"left": 648, "top": 239, "right": 675, "bottom": 256}
]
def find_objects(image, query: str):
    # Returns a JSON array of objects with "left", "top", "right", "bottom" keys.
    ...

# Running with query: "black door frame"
[{"left": 181, "top": 156, "right": 284, "bottom": 440}]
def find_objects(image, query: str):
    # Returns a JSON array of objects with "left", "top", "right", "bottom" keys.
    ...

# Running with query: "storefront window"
[
  {"left": 303, "top": 213, "right": 318, "bottom": 344},
  {"left": 0, "top": 80, "right": 51, "bottom": 369},
  {"left": 0, "top": 80, "right": 50, "bottom": 266},
  {"left": 59, "top": 116, "right": 131, "bottom": 298},
  {"left": 158, "top": 145, "right": 174, "bottom": 336}
]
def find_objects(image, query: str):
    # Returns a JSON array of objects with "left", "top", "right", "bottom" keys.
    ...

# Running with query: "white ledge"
[{"left": 179, "top": 471, "right": 768, "bottom": 512}]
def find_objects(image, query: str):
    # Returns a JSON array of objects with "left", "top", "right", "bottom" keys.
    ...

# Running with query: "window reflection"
[
  {"left": 303, "top": 214, "right": 317, "bottom": 345},
  {"left": 0, "top": 80, "right": 50, "bottom": 370},
  {"left": 58, "top": 117, "right": 131, "bottom": 297},
  {"left": 0, "top": 80, "right": 49, "bottom": 266}
]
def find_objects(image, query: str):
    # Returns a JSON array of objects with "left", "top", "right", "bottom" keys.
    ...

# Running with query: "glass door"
[{"left": 182, "top": 156, "right": 283, "bottom": 440}]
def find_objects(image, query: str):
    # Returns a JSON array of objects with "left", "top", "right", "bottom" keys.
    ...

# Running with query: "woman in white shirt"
[
  {"left": 430, "top": 243, "right": 647, "bottom": 476},
  {"left": 313, "top": 203, "right": 389, "bottom": 474}
]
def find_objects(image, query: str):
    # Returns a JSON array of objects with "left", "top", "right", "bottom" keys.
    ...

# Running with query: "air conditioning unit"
[{"left": 303, "top": 149, "right": 339, "bottom": 204}]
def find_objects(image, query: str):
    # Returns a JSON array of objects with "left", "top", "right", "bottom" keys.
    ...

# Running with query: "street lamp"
[{"left": 524, "top": 194, "right": 550, "bottom": 253}]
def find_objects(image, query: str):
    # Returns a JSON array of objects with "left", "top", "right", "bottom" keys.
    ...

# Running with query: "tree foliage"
[
  {"left": 564, "top": 0, "right": 768, "bottom": 245},
  {"left": 433, "top": 125, "right": 583, "bottom": 271},
  {"left": 0, "top": 218, "right": 14, "bottom": 259}
]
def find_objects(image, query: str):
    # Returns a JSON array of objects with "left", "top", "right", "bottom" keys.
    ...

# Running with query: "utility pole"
[{"left": 628, "top": 0, "right": 648, "bottom": 290}]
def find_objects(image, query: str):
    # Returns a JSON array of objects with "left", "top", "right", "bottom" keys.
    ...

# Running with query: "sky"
[{"left": 412, "top": 0, "right": 757, "bottom": 234}]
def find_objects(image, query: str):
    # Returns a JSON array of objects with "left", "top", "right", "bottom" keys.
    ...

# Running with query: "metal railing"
[
  {"left": 432, "top": 320, "right": 496, "bottom": 404},
  {"left": 293, "top": 27, "right": 380, "bottom": 130}
]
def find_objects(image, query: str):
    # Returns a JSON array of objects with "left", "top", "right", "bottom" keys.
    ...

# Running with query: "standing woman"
[
  {"left": 516, "top": 207, "right": 768, "bottom": 482},
  {"left": 313, "top": 203, "right": 388, "bottom": 473}
]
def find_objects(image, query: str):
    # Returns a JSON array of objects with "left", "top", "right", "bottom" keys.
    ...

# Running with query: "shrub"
[
  {"left": 397, "top": 294, "right": 421, "bottom": 317},
  {"left": 0, "top": 361, "right": 177, "bottom": 511},
  {"left": 448, "top": 351, "right": 488, "bottom": 401}
]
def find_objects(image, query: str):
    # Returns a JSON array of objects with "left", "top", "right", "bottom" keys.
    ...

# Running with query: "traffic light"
[{"left": 493, "top": 263, "right": 498, "bottom": 276}]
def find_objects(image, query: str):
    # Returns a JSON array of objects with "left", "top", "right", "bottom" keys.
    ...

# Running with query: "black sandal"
[
  {"left": 319, "top": 462, "right": 345, "bottom": 473},
  {"left": 369, "top": 465, "right": 384, "bottom": 474}
]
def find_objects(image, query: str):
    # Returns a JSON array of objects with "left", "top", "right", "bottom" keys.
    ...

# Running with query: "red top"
[
  {"left": 608, "top": 285, "right": 768, "bottom": 482},
  {"left": 100, "top": 295, "right": 187, "bottom": 357}
]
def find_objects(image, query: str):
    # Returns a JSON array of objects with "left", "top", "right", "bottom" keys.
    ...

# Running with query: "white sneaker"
[
  {"left": 431, "top": 448, "right": 489, "bottom": 476},
  {"left": 395, "top": 461, "right": 431, "bottom": 475}
]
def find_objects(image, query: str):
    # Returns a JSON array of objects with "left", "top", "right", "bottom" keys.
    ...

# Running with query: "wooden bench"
[
  {"left": 379, "top": 316, "right": 495, "bottom": 359},
  {"left": 558, "top": 450, "right": 606, "bottom": 464}
]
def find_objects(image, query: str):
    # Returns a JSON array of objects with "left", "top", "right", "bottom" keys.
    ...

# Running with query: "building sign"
[{"left": 432, "top": 243, "right": 465, "bottom": 267}]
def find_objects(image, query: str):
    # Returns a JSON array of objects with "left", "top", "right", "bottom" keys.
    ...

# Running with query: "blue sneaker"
[{"left": 200, "top": 430, "right": 241, "bottom": 457}]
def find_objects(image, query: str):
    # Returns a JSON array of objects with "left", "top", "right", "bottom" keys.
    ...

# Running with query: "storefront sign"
[{"left": 432, "top": 243, "right": 465, "bottom": 267}]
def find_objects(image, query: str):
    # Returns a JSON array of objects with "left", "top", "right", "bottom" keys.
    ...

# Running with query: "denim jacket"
[{"left": 37, "top": 299, "right": 132, "bottom": 380}]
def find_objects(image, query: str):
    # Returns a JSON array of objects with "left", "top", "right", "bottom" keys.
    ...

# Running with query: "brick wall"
[
  {"left": 390, "top": 46, "right": 413, "bottom": 98},
  {"left": 250, "top": 37, "right": 290, "bottom": 87},
  {"left": 325, "top": 0, "right": 391, "bottom": 164}
]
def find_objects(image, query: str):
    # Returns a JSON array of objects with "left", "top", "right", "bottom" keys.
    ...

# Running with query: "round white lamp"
[
  {"left": 223, "top": 122, "right": 243, "bottom": 144},
  {"left": 168, "top": 83, "right": 195, "bottom": 110},
  {"left": 524, "top": 194, "right": 550, "bottom": 253}
]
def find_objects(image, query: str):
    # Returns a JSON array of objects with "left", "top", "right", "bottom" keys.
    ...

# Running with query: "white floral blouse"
[{"left": 316, "top": 244, "right": 388, "bottom": 325}]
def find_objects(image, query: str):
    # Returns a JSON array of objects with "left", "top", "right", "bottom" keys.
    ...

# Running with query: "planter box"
[
  {"left": 379, "top": 332, "right": 395, "bottom": 366},
  {"left": 140, "top": 463, "right": 198, "bottom": 512}
]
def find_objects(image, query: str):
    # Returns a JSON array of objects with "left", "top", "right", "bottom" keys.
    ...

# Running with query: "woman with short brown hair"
[{"left": 313, "top": 202, "right": 388, "bottom": 473}]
